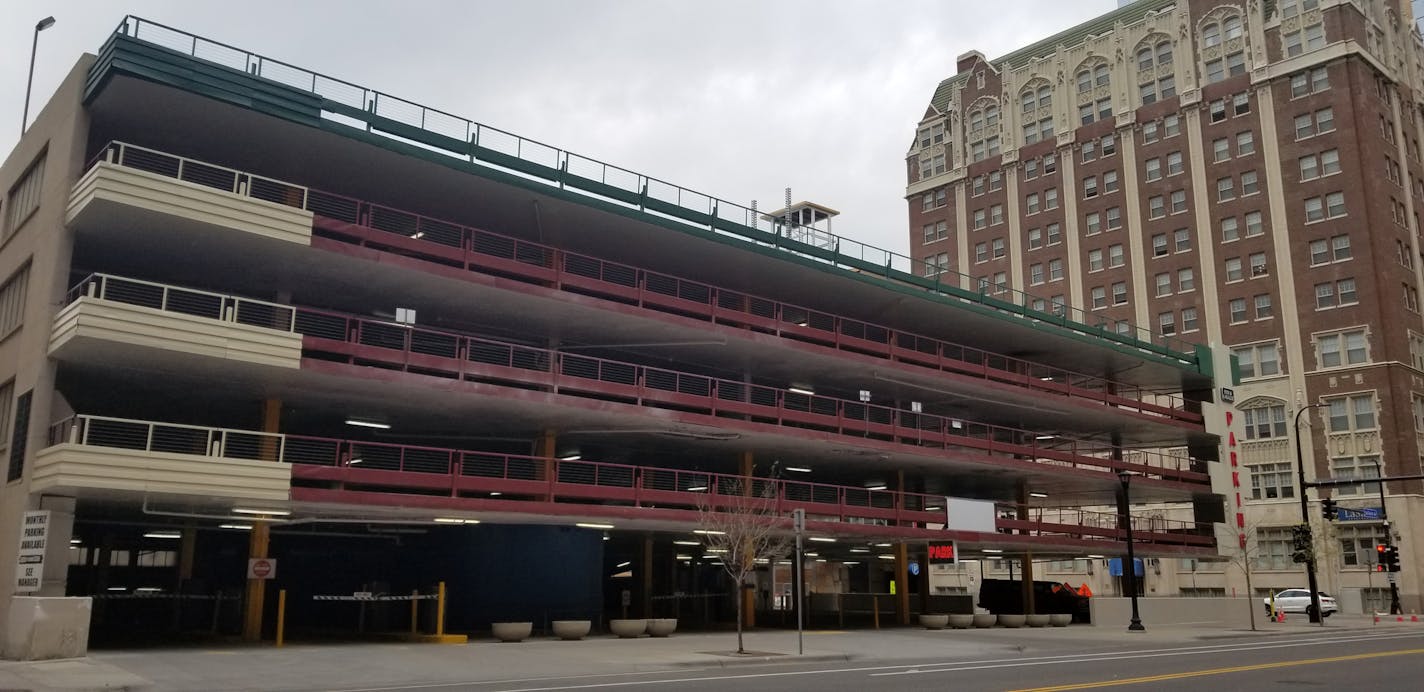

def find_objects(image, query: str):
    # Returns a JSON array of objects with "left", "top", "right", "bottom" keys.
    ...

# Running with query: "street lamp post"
[
  {"left": 1294, "top": 403, "right": 1327, "bottom": 625},
  {"left": 1366, "top": 459, "right": 1402, "bottom": 615},
  {"left": 22, "top": 16, "right": 57, "bottom": 136},
  {"left": 1116, "top": 470, "right": 1145, "bottom": 632}
]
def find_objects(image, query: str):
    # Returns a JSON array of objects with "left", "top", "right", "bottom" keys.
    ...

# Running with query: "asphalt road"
[{"left": 388, "top": 630, "right": 1424, "bottom": 692}]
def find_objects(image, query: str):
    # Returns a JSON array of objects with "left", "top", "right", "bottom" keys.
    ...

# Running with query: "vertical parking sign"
[{"left": 15, "top": 511, "right": 50, "bottom": 593}]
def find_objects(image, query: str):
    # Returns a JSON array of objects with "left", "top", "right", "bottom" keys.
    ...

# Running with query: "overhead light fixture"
[
  {"left": 107, "top": 587, "right": 127, "bottom": 592},
  {"left": 232, "top": 508, "right": 292, "bottom": 516},
  {"left": 707, "top": 548, "right": 728, "bottom": 553},
  {"left": 910, "top": 401, "right": 923, "bottom": 413},
  {"left": 816, "top": 558, "right": 827, "bottom": 562},
  {"left": 694, "top": 530, "right": 725, "bottom": 535},
  {"left": 1087, "top": 554, "right": 1105, "bottom": 559},
  {"left": 878, "top": 554, "right": 896, "bottom": 560},
  {"left": 805, "top": 552, "right": 819, "bottom": 557},
  {"left": 808, "top": 537, "right": 836, "bottom": 543},
  {"left": 858, "top": 390, "right": 871, "bottom": 402},
  {"left": 410, "top": 231, "right": 425, "bottom": 239},
  {"left": 348, "top": 458, "right": 365, "bottom": 465},
  {"left": 873, "top": 543, "right": 892, "bottom": 547},
  {"left": 1035, "top": 435, "right": 1055, "bottom": 441},
  {"left": 982, "top": 548, "right": 1004, "bottom": 554},
  {"left": 785, "top": 466, "right": 812, "bottom": 473},
  {"left": 345, "top": 419, "right": 391, "bottom": 430},
  {"left": 925, "top": 505, "right": 942, "bottom": 511},
  {"left": 685, "top": 485, "right": 708, "bottom": 492},
  {"left": 788, "top": 385, "right": 815, "bottom": 396},
  {"left": 435, "top": 517, "right": 478, "bottom": 524},
  {"left": 143, "top": 531, "right": 181, "bottom": 539},
  {"left": 673, "top": 540, "right": 701, "bottom": 546},
  {"left": 843, "top": 561, "right": 860, "bottom": 565},
  {"left": 1029, "top": 492, "right": 1048, "bottom": 498},
  {"left": 676, "top": 554, "right": 692, "bottom": 560},
  {"left": 850, "top": 548, "right": 870, "bottom": 553},
  {"left": 616, "top": 561, "right": 631, "bottom": 568},
  {"left": 576, "top": 522, "right": 614, "bottom": 530},
  {"left": 135, "top": 587, "right": 163, "bottom": 593},
  {"left": 70, "top": 538, "right": 81, "bottom": 545},
  {"left": 865, "top": 483, "right": 887, "bottom": 491},
  {"left": 219, "top": 524, "right": 253, "bottom": 531},
  {"left": 489, "top": 492, "right": 502, "bottom": 497},
  {"left": 558, "top": 452, "right": 582, "bottom": 460}
]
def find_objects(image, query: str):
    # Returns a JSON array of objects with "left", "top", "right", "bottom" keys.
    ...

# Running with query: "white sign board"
[
  {"left": 944, "top": 497, "right": 996, "bottom": 533},
  {"left": 247, "top": 558, "right": 277, "bottom": 580},
  {"left": 15, "top": 510, "right": 50, "bottom": 593}
]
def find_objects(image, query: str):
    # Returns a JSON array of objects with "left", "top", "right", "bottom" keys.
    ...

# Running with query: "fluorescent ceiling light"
[
  {"left": 925, "top": 506, "right": 942, "bottom": 511},
  {"left": 489, "top": 492, "right": 502, "bottom": 496},
  {"left": 348, "top": 458, "right": 364, "bottom": 465},
  {"left": 233, "top": 508, "right": 292, "bottom": 516},
  {"left": 788, "top": 386, "right": 815, "bottom": 396},
  {"left": 616, "top": 561, "right": 631, "bottom": 568},
  {"left": 865, "top": 484, "right": 887, "bottom": 491},
  {"left": 1029, "top": 492, "right": 1048, "bottom": 498},
  {"left": 878, "top": 554, "right": 895, "bottom": 560},
  {"left": 850, "top": 548, "right": 870, "bottom": 553},
  {"left": 676, "top": 554, "right": 692, "bottom": 560},
  {"left": 785, "top": 466, "right": 812, "bottom": 473},
  {"left": 685, "top": 485, "right": 708, "bottom": 492},
  {"left": 410, "top": 231, "right": 424, "bottom": 239},
  {"left": 70, "top": 538, "right": 81, "bottom": 545},
  {"left": 673, "top": 540, "right": 701, "bottom": 546},
  {"left": 143, "top": 531, "right": 181, "bottom": 539},
  {"left": 842, "top": 561, "right": 859, "bottom": 565},
  {"left": 558, "top": 452, "right": 581, "bottom": 460},
  {"left": 982, "top": 548, "right": 1004, "bottom": 554},
  {"left": 805, "top": 552, "right": 818, "bottom": 557},
  {"left": 434, "top": 517, "right": 478, "bottom": 524},
  {"left": 694, "top": 530, "right": 725, "bottom": 535},
  {"left": 808, "top": 537, "right": 836, "bottom": 543},
  {"left": 816, "top": 559, "right": 827, "bottom": 562},
  {"left": 576, "top": 523, "right": 614, "bottom": 530},
  {"left": 135, "top": 587, "right": 163, "bottom": 593},
  {"left": 345, "top": 419, "right": 391, "bottom": 429},
  {"left": 219, "top": 524, "right": 253, "bottom": 530},
  {"left": 107, "top": 587, "right": 127, "bottom": 592},
  {"left": 873, "top": 543, "right": 892, "bottom": 547},
  {"left": 707, "top": 548, "right": 728, "bottom": 553},
  {"left": 1035, "top": 435, "right": 1055, "bottom": 441},
  {"left": 1087, "top": 554, "right": 1105, "bottom": 559}
]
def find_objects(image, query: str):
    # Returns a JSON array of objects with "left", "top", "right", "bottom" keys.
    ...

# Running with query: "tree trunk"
[
  {"left": 736, "top": 584, "right": 745, "bottom": 653},
  {"left": 1244, "top": 552, "right": 1257, "bottom": 631}
]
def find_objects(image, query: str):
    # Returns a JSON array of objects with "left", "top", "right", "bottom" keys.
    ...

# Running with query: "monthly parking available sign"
[{"left": 15, "top": 510, "right": 50, "bottom": 593}]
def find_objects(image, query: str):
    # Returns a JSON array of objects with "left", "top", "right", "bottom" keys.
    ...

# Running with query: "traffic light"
[
  {"left": 1321, "top": 498, "right": 1338, "bottom": 521},
  {"left": 1291, "top": 524, "right": 1313, "bottom": 564},
  {"left": 1377, "top": 544, "right": 1388, "bottom": 572},
  {"left": 1383, "top": 545, "right": 1401, "bottom": 573}
]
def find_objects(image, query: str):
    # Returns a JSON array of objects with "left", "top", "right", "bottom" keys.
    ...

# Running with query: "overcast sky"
[{"left": 3, "top": 1, "right": 1116, "bottom": 255}]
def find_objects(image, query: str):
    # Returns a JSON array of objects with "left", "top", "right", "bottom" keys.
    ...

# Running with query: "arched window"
[
  {"left": 1137, "top": 38, "right": 1176, "bottom": 104},
  {"left": 1137, "top": 47, "right": 1154, "bottom": 71},
  {"left": 1157, "top": 40, "right": 1173, "bottom": 66},
  {"left": 985, "top": 105, "right": 999, "bottom": 127},
  {"left": 1202, "top": 22, "right": 1221, "bottom": 47},
  {"left": 1077, "top": 69, "right": 1093, "bottom": 93},
  {"left": 1224, "top": 15, "right": 1243, "bottom": 40},
  {"left": 1075, "top": 60, "right": 1112, "bottom": 124},
  {"left": 1094, "top": 64, "right": 1110, "bottom": 87},
  {"left": 1020, "top": 82, "right": 1053, "bottom": 144},
  {"left": 965, "top": 100, "right": 1002, "bottom": 162}
]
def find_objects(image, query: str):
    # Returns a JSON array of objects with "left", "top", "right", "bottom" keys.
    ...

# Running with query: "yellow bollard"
[
  {"left": 275, "top": 589, "right": 286, "bottom": 647},
  {"left": 410, "top": 590, "right": 419, "bottom": 634},
  {"left": 436, "top": 581, "right": 446, "bottom": 637}
]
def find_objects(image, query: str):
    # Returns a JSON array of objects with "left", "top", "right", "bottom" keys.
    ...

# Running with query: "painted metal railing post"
[{"left": 144, "top": 422, "right": 154, "bottom": 452}]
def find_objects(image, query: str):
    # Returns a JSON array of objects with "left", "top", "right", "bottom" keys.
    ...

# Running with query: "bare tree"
[
  {"left": 696, "top": 472, "right": 794, "bottom": 654},
  {"left": 1219, "top": 522, "right": 1262, "bottom": 631}
]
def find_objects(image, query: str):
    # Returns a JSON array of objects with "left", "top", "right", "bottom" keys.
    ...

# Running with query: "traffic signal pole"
[{"left": 1294, "top": 404, "right": 1326, "bottom": 625}]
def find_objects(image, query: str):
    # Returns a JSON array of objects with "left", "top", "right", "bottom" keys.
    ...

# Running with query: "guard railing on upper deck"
[
  {"left": 45, "top": 414, "right": 1214, "bottom": 547},
  {"left": 105, "top": 16, "right": 1202, "bottom": 366},
  {"left": 78, "top": 143, "right": 1203, "bottom": 428},
  {"left": 64, "top": 273, "right": 1211, "bottom": 484}
]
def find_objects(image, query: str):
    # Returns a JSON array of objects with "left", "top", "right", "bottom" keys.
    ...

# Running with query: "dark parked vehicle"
[{"left": 978, "top": 579, "right": 1091, "bottom": 622}]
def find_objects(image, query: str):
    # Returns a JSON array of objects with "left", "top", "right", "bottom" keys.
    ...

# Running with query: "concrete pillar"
[
  {"left": 533, "top": 429, "right": 557, "bottom": 496},
  {"left": 738, "top": 451, "right": 755, "bottom": 628},
  {"left": 242, "top": 398, "right": 281, "bottom": 642},
  {"left": 37, "top": 496, "right": 77, "bottom": 598},
  {"left": 641, "top": 535, "right": 654, "bottom": 618},
  {"left": 1018, "top": 484, "right": 1035, "bottom": 614},
  {"left": 894, "top": 543, "right": 910, "bottom": 624}
]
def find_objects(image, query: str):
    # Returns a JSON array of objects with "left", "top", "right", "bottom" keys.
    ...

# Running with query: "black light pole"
[
  {"left": 1294, "top": 403, "right": 1327, "bottom": 625},
  {"left": 1366, "top": 459, "right": 1402, "bottom": 615},
  {"left": 21, "top": 16, "right": 57, "bottom": 136},
  {"left": 1116, "top": 470, "right": 1145, "bottom": 632}
]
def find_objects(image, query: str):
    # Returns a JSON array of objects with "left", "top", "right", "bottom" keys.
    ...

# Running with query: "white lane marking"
[{"left": 327, "top": 667, "right": 716, "bottom": 691}]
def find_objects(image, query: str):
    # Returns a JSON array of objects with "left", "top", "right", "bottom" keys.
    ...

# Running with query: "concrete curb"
[{"left": 670, "top": 652, "right": 853, "bottom": 668}]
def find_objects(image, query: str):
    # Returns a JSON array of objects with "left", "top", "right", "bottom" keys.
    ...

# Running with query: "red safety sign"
[{"left": 248, "top": 558, "right": 276, "bottom": 580}]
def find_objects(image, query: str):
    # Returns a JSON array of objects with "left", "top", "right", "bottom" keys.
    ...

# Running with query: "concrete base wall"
[
  {"left": 1089, "top": 597, "right": 1254, "bottom": 629},
  {"left": 2, "top": 597, "right": 92, "bottom": 660}
]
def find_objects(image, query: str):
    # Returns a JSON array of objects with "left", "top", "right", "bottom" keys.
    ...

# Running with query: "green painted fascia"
[{"left": 84, "top": 31, "right": 1208, "bottom": 379}]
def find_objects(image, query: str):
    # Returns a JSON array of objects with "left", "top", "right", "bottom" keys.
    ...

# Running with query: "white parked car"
[{"left": 1263, "top": 589, "right": 1338, "bottom": 617}]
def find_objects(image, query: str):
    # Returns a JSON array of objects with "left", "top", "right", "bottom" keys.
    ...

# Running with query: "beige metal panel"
[
  {"left": 65, "top": 163, "right": 313, "bottom": 246},
  {"left": 30, "top": 446, "right": 291, "bottom": 502},
  {"left": 49, "top": 298, "right": 301, "bottom": 369}
]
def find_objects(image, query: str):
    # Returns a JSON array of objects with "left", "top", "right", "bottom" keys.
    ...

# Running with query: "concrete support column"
[
  {"left": 242, "top": 398, "right": 281, "bottom": 642},
  {"left": 1018, "top": 484, "right": 1035, "bottom": 615},
  {"left": 37, "top": 496, "right": 76, "bottom": 597},
  {"left": 641, "top": 535, "right": 654, "bottom": 618},
  {"left": 738, "top": 451, "right": 755, "bottom": 628},
  {"left": 894, "top": 543, "right": 910, "bottom": 624},
  {"left": 533, "top": 429, "right": 557, "bottom": 498}
]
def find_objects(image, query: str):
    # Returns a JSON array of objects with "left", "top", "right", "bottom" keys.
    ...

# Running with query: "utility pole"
[{"left": 1293, "top": 404, "right": 1327, "bottom": 625}]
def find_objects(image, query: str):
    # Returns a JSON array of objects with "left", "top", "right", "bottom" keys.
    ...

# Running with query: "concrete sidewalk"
[{"left": 2, "top": 616, "right": 1416, "bottom": 692}]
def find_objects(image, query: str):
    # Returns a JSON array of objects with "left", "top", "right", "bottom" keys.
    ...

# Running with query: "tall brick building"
[{"left": 908, "top": 0, "right": 1424, "bottom": 612}]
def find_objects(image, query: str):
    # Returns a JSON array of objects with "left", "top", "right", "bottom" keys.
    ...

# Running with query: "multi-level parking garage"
[{"left": 1, "top": 18, "right": 1230, "bottom": 648}]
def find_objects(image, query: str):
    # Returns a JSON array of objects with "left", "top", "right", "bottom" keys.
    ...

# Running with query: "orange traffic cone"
[
  {"left": 1411, "top": 613, "right": 1419, "bottom": 623},
  {"left": 1276, "top": 609, "right": 1285, "bottom": 623}
]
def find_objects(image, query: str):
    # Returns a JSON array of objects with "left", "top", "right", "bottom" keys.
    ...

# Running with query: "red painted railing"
[{"left": 83, "top": 142, "right": 1202, "bottom": 428}]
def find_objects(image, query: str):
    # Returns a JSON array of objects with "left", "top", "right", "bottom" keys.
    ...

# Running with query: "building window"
[
  {"left": 1170, "top": 190, "right": 1186, "bottom": 213},
  {"left": 1027, "top": 228, "right": 1042, "bottom": 250},
  {"left": 1309, "top": 234, "right": 1350, "bottom": 265},
  {"left": 1108, "top": 244, "right": 1124, "bottom": 268},
  {"left": 1158, "top": 311, "right": 1175, "bottom": 335},
  {"left": 1225, "top": 257, "right": 1243, "bottom": 282},
  {"left": 1166, "top": 151, "right": 1183, "bottom": 175},
  {"left": 992, "top": 237, "right": 1005, "bottom": 258},
  {"left": 1090, "top": 286, "right": 1107, "bottom": 309},
  {"left": 1182, "top": 307, "right": 1198, "bottom": 332},
  {"left": 1244, "top": 404, "right": 1287, "bottom": 440},
  {"left": 1254, "top": 293, "right": 1273, "bottom": 319},
  {"left": 1217, "top": 176, "right": 1235, "bottom": 201},
  {"left": 1024, "top": 159, "right": 1038, "bottom": 180},
  {"left": 1317, "top": 329, "right": 1368, "bottom": 367},
  {"left": 1296, "top": 108, "right": 1335, "bottom": 139},
  {"left": 989, "top": 171, "right": 1002, "bottom": 191},
  {"left": 1284, "top": 23, "right": 1325, "bottom": 57},
  {"left": 1241, "top": 170, "right": 1258, "bottom": 195},
  {"left": 1221, "top": 217, "right": 1239, "bottom": 242},
  {"left": 990, "top": 204, "right": 1004, "bottom": 226},
  {"left": 3, "top": 153, "right": 47, "bottom": 242},
  {"left": 1178, "top": 267, "right": 1195, "bottom": 292},
  {"left": 1045, "top": 188, "right": 1059, "bottom": 210},
  {"left": 1237, "top": 131, "right": 1255, "bottom": 156},
  {"left": 1326, "top": 393, "right": 1376, "bottom": 432},
  {"left": 1249, "top": 465, "right": 1295, "bottom": 501},
  {"left": 1304, "top": 192, "right": 1345, "bottom": 222},
  {"left": 1213, "top": 137, "right": 1230, "bottom": 162},
  {"left": 1048, "top": 258, "right": 1063, "bottom": 281},
  {"left": 1046, "top": 223, "right": 1061, "bottom": 246},
  {"left": 1145, "top": 157, "right": 1161, "bottom": 181},
  {"left": 1106, "top": 206, "right": 1122, "bottom": 230},
  {"left": 1152, "top": 233, "right": 1168, "bottom": 257},
  {"left": 0, "top": 263, "right": 29, "bottom": 340},
  {"left": 1112, "top": 281, "right": 1127, "bottom": 305},
  {"left": 1228, "top": 297, "right": 1247, "bottom": 323},
  {"left": 1103, "top": 170, "right": 1118, "bottom": 193},
  {"left": 1148, "top": 195, "right": 1165, "bottom": 219},
  {"left": 1030, "top": 263, "right": 1044, "bottom": 285},
  {"left": 1142, "top": 121, "right": 1159, "bottom": 143},
  {"left": 1164, "top": 114, "right": 1181, "bottom": 137},
  {"left": 1083, "top": 176, "right": 1098, "bottom": 199},
  {"left": 0, "top": 381, "right": 11, "bottom": 462},
  {"left": 1085, "top": 212, "right": 1101, "bottom": 235},
  {"left": 1174, "top": 228, "right": 1192, "bottom": 252},
  {"left": 1249, "top": 252, "right": 1268, "bottom": 277},
  {"left": 975, "top": 242, "right": 988, "bottom": 263},
  {"left": 1088, "top": 248, "right": 1104, "bottom": 272},
  {"left": 918, "top": 122, "right": 945, "bottom": 148},
  {"left": 1314, "top": 278, "right": 1357, "bottom": 309},
  {"left": 1234, "top": 342, "right": 1281, "bottom": 378},
  {"left": 1338, "top": 523, "right": 1388, "bottom": 567},
  {"left": 973, "top": 209, "right": 987, "bottom": 229},
  {"left": 1026, "top": 193, "right": 1040, "bottom": 215},
  {"left": 1155, "top": 272, "right": 1171, "bottom": 296},
  {"left": 1245, "top": 211, "right": 1263, "bottom": 236}
]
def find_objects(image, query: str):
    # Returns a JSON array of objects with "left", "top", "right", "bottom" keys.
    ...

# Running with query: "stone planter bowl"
[
  {"left": 971, "top": 613, "right": 997, "bottom": 628},
  {"left": 996, "top": 614, "right": 1026, "bottom": 628},
  {"left": 1025, "top": 614, "right": 1050, "bottom": 627},
  {"left": 551, "top": 620, "right": 591, "bottom": 640},
  {"left": 609, "top": 619, "right": 648, "bottom": 638},
  {"left": 491, "top": 621, "right": 532, "bottom": 642},
  {"left": 918, "top": 614, "right": 949, "bottom": 630},
  {"left": 647, "top": 618, "right": 678, "bottom": 637},
  {"left": 1049, "top": 613, "right": 1072, "bottom": 627},
  {"left": 948, "top": 614, "right": 975, "bottom": 629}
]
